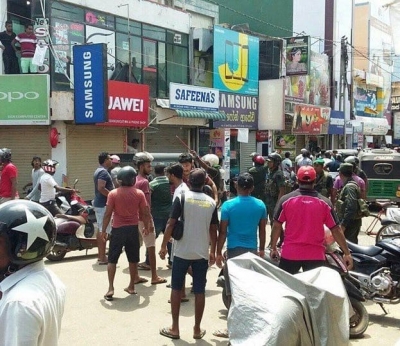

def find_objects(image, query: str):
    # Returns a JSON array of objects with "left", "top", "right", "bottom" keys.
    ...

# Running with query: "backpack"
[{"left": 336, "top": 181, "right": 370, "bottom": 219}]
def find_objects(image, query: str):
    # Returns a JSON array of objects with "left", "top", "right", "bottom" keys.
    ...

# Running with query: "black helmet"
[
  {"left": 267, "top": 153, "right": 282, "bottom": 165},
  {"left": 117, "top": 166, "right": 137, "bottom": 186},
  {"left": 42, "top": 159, "right": 59, "bottom": 174},
  {"left": 344, "top": 155, "right": 359, "bottom": 165},
  {"left": 133, "top": 151, "right": 154, "bottom": 167},
  {"left": 0, "top": 200, "right": 56, "bottom": 267},
  {"left": 0, "top": 148, "right": 11, "bottom": 162}
]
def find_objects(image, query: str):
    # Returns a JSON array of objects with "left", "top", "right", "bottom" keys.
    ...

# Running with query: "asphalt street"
[{"left": 46, "top": 218, "right": 400, "bottom": 345}]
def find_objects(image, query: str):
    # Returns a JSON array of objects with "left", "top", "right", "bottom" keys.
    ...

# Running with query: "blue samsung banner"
[
  {"left": 328, "top": 110, "right": 345, "bottom": 135},
  {"left": 73, "top": 44, "right": 108, "bottom": 124}
]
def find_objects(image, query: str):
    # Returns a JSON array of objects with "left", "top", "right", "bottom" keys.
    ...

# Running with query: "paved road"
[{"left": 47, "top": 223, "right": 400, "bottom": 345}]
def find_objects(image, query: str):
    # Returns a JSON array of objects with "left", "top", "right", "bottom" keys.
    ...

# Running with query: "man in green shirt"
[{"left": 143, "top": 164, "right": 172, "bottom": 267}]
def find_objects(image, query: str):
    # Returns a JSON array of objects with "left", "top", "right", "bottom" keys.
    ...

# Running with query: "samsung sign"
[
  {"left": 169, "top": 83, "right": 219, "bottom": 111},
  {"left": 73, "top": 44, "right": 108, "bottom": 124}
]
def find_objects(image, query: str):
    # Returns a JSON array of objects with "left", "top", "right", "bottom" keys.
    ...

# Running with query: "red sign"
[
  {"left": 256, "top": 130, "right": 268, "bottom": 142},
  {"left": 104, "top": 81, "right": 149, "bottom": 127},
  {"left": 292, "top": 104, "right": 330, "bottom": 135}
]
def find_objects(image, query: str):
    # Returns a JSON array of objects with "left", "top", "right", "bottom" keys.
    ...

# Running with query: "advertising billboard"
[
  {"left": 169, "top": 83, "right": 219, "bottom": 111},
  {"left": 213, "top": 26, "right": 259, "bottom": 95},
  {"left": 285, "top": 36, "right": 310, "bottom": 76},
  {"left": 73, "top": 43, "right": 108, "bottom": 124},
  {"left": 0, "top": 75, "right": 50, "bottom": 125},
  {"left": 213, "top": 91, "right": 258, "bottom": 129},
  {"left": 105, "top": 81, "right": 149, "bottom": 127},
  {"left": 292, "top": 104, "right": 330, "bottom": 135}
]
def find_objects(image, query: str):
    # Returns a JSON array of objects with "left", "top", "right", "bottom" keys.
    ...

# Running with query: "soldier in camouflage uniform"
[
  {"left": 265, "top": 153, "right": 286, "bottom": 225},
  {"left": 248, "top": 155, "right": 268, "bottom": 202},
  {"left": 313, "top": 158, "right": 334, "bottom": 202}
]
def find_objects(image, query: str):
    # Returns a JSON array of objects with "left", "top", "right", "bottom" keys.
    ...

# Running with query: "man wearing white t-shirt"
[{"left": 39, "top": 160, "right": 76, "bottom": 216}]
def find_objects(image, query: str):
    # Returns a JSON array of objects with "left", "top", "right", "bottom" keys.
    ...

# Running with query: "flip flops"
[
  {"left": 134, "top": 277, "right": 148, "bottom": 284},
  {"left": 213, "top": 329, "right": 229, "bottom": 338},
  {"left": 151, "top": 277, "right": 167, "bottom": 285},
  {"left": 193, "top": 329, "right": 206, "bottom": 340},
  {"left": 104, "top": 294, "right": 113, "bottom": 301},
  {"left": 159, "top": 327, "right": 180, "bottom": 340},
  {"left": 138, "top": 263, "right": 151, "bottom": 270},
  {"left": 168, "top": 297, "right": 189, "bottom": 303}
]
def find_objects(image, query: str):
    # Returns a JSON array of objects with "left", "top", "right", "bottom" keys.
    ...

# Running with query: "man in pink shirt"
[
  {"left": 101, "top": 166, "right": 152, "bottom": 301},
  {"left": 270, "top": 166, "right": 352, "bottom": 274},
  {"left": 12, "top": 23, "right": 37, "bottom": 74},
  {"left": 0, "top": 148, "right": 18, "bottom": 204}
]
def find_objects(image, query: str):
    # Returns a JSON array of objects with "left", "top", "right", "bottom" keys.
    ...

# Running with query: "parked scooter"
[
  {"left": 47, "top": 180, "right": 98, "bottom": 261},
  {"left": 376, "top": 207, "right": 400, "bottom": 242},
  {"left": 347, "top": 237, "right": 400, "bottom": 314},
  {"left": 217, "top": 248, "right": 369, "bottom": 338}
]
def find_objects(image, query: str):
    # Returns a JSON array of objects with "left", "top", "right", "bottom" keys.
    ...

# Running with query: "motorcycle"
[
  {"left": 47, "top": 180, "right": 98, "bottom": 261},
  {"left": 217, "top": 248, "right": 369, "bottom": 338},
  {"left": 347, "top": 237, "right": 400, "bottom": 314},
  {"left": 376, "top": 207, "right": 400, "bottom": 242}
]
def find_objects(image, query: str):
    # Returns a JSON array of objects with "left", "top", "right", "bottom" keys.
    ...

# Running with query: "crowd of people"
[{"left": 0, "top": 144, "right": 370, "bottom": 343}]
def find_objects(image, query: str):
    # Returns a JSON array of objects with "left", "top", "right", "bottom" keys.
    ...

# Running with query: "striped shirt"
[{"left": 15, "top": 33, "right": 37, "bottom": 57}]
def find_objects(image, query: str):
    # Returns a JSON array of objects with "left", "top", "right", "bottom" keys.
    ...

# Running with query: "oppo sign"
[{"left": 0, "top": 92, "right": 40, "bottom": 102}]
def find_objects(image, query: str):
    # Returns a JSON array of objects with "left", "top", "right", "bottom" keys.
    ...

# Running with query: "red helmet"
[{"left": 253, "top": 155, "right": 265, "bottom": 165}]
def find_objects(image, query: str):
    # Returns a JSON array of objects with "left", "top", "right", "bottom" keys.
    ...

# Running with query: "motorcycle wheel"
[
  {"left": 222, "top": 286, "right": 231, "bottom": 310},
  {"left": 46, "top": 249, "right": 67, "bottom": 261},
  {"left": 349, "top": 297, "right": 369, "bottom": 338},
  {"left": 376, "top": 224, "right": 400, "bottom": 243}
]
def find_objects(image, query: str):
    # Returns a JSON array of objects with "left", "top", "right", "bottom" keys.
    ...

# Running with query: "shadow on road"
[{"left": 369, "top": 313, "right": 400, "bottom": 329}]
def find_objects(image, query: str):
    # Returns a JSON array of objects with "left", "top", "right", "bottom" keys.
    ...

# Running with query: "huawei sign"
[{"left": 106, "top": 81, "right": 149, "bottom": 127}]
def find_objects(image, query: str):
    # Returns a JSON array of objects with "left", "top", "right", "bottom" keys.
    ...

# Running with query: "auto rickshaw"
[{"left": 358, "top": 148, "right": 400, "bottom": 204}]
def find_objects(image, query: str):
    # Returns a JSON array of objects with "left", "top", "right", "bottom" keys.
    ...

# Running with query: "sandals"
[
  {"left": 159, "top": 327, "right": 180, "bottom": 340},
  {"left": 193, "top": 329, "right": 206, "bottom": 340},
  {"left": 213, "top": 329, "right": 229, "bottom": 338}
]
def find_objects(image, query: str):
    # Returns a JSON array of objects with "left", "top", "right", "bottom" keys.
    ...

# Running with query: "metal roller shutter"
[
  {"left": 66, "top": 125, "right": 125, "bottom": 201},
  {"left": 146, "top": 126, "right": 190, "bottom": 153},
  {"left": 240, "top": 130, "right": 256, "bottom": 173},
  {"left": 0, "top": 126, "right": 51, "bottom": 197}
]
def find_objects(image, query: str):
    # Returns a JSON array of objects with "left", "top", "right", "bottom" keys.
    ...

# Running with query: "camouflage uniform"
[{"left": 265, "top": 168, "right": 285, "bottom": 224}]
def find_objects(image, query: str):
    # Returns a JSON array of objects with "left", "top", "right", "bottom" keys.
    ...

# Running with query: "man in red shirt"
[
  {"left": 0, "top": 148, "right": 18, "bottom": 204},
  {"left": 270, "top": 166, "right": 353, "bottom": 274},
  {"left": 12, "top": 23, "right": 37, "bottom": 74},
  {"left": 101, "top": 166, "right": 152, "bottom": 301}
]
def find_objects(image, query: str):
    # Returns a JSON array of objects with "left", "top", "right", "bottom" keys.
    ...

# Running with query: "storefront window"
[
  {"left": 116, "top": 17, "right": 141, "bottom": 36},
  {"left": 143, "top": 24, "right": 165, "bottom": 41},
  {"left": 51, "top": 2, "right": 83, "bottom": 22},
  {"left": 166, "top": 44, "right": 188, "bottom": 95},
  {"left": 116, "top": 33, "right": 142, "bottom": 82}
]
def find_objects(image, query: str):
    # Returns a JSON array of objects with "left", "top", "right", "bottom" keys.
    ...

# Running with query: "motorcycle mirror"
[{"left": 73, "top": 178, "right": 79, "bottom": 188}]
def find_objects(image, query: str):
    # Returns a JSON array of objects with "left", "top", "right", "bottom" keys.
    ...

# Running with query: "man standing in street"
[
  {"left": 265, "top": 153, "right": 286, "bottom": 225},
  {"left": 0, "top": 200, "right": 66, "bottom": 345},
  {"left": 93, "top": 152, "right": 114, "bottom": 265},
  {"left": 336, "top": 163, "right": 363, "bottom": 244},
  {"left": 134, "top": 152, "right": 166, "bottom": 285},
  {"left": 0, "top": 21, "right": 20, "bottom": 74},
  {"left": 313, "top": 158, "right": 334, "bottom": 202},
  {"left": 101, "top": 166, "right": 152, "bottom": 301},
  {"left": 24, "top": 156, "right": 45, "bottom": 203},
  {"left": 248, "top": 155, "right": 268, "bottom": 202},
  {"left": 0, "top": 148, "right": 18, "bottom": 204},
  {"left": 213, "top": 172, "right": 266, "bottom": 338},
  {"left": 12, "top": 23, "right": 37, "bottom": 74},
  {"left": 270, "top": 166, "right": 353, "bottom": 274},
  {"left": 159, "top": 169, "right": 218, "bottom": 340}
]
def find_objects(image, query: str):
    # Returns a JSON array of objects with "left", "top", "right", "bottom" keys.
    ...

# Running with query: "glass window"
[
  {"left": 116, "top": 17, "right": 141, "bottom": 36},
  {"left": 85, "top": 9, "right": 115, "bottom": 29},
  {"left": 143, "top": 24, "right": 165, "bottom": 41},
  {"left": 166, "top": 44, "right": 188, "bottom": 93},
  {"left": 158, "top": 42, "right": 166, "bottom": 98},
  {"left": 51, "top": 2, "right": 84, "bottom": 22},
  {"left": 143, "top": 39, "right": 157, "bottom": 97},
  {"left": 51, "top": 19, "right": 85, "bottom": 91},
  {"left": 116, "top": 33, "right": 142, "bottom": 83}
]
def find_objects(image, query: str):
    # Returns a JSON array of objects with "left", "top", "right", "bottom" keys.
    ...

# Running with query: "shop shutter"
[
  {"left": 0, "top": 126, "right": 51, "bottom": 197},
  {"left": 66, "top": 125, "right": 125, "bottom": 201},
  {"left": 240, "top": 130, "right": 256, "bottom": 173},
  {"left": 145, "top": 126, "right": 189, "bottom": 153}
]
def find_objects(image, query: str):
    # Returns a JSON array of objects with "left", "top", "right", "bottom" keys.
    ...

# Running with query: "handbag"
[{"left": 172, "top": 192, "right": 185, "bottom": 240}]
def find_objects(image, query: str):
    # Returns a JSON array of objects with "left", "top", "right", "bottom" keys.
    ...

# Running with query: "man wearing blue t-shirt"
[{"left": 216, "top": 172, "right": 267, "bottom": 300}]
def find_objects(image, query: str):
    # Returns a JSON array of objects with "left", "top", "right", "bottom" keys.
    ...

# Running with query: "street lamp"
[{"left": 118, "top": 3, "right": 131, "bottom": 82}]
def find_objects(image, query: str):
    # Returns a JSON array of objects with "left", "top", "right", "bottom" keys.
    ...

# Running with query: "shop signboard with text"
[
  {"left": 292, "top": 104, "right": 330, "bottom": 135},
  {"left": 213, "top": 26, "right": 259, "bottom": 95},
  {"left": 103, "top": 81, "right": 149, "bottom": 127},
  {"left": 328, "top": 110, "right": 345, "bottom": 135},
  {"left": 0, "top": 75, "right": 50, "bottom": 125},
  {"left": 73, "top": 43, "right": 108, "bottom": 124},
  {"left": 213, "top": 91, "right": 258, "bottom": 129},
  {"left": 285, "top": 36, "right": 310, "bottom": 76},
  {"left": 169, "top": 83, "right": 219, "bottom": 111}
]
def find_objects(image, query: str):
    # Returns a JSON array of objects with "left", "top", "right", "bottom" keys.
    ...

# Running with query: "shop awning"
[{"left": 175, "top": 109, "right": 227, "bottom": 120}]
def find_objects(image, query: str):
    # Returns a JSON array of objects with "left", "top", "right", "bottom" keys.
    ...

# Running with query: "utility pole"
[
  {"left": 118, "top": 3, "right": 131, "bottom": 82},
  {"left": 339, "top": 36, "right": 349, "bottom": 148}
]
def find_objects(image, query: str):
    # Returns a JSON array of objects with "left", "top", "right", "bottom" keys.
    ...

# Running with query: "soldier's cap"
[
  {"left": 313, "top": 158, "right": 325, "bottom": 166},
  {"left": 237, "top": 172, "right": 254, "bottom": 189},
  {"left": 339, "top": 163, "right": 354, "bottom": 175},
  {"left": 297, "top": 166, "right": 316, "bottom": 183}
]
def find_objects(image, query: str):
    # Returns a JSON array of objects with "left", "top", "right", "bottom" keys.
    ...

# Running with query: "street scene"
[{"left": 2, "top": 0, "right": 400, "bottom": 345}]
